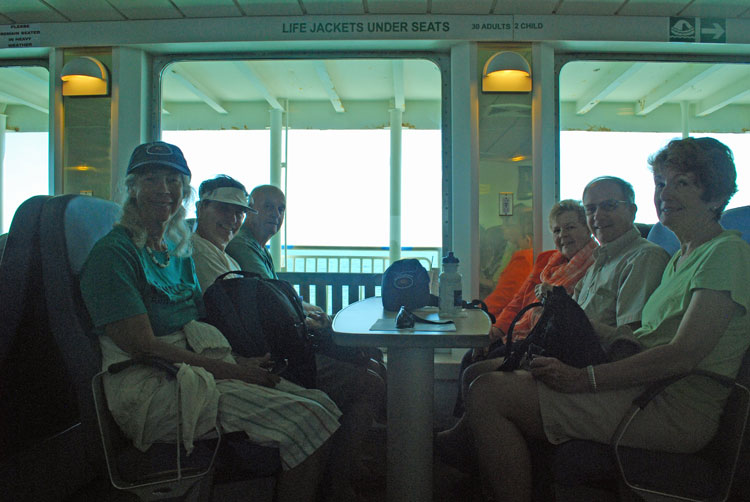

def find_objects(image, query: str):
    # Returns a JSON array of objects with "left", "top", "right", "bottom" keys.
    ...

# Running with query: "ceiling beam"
[
  {"left": 0, "top": 88, "right": 48, "bottom": 113},
  {"left": 575, "top": 62, "right": 644, "bottom": 115},
  {"left": 313, "top": 61, "right": 345, "bottom": 113},
  {"left": 695, "top": 78, "right": 750, "bottom": 117},
  {"left": 634, "top": 64, "right": 722, "bottom": 116},
  {"left": 233, "top": 62, "right": 284, "bottom": 111},
  {"left": 10, "top": 67, "right": 48, "bottom": 86},
  {"left": 169, "top": 67, "right": 228, "bottom": 114},
  {"left": 392, "top": 60, "right": 405, "bottom": 111}
]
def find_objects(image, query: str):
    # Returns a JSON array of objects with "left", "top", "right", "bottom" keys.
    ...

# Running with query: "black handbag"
[{"left": 498, "top": 285, "right": 608, "bottom": 372}]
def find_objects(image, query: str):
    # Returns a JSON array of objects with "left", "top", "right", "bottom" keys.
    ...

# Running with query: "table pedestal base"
[{"left": 387, "top": 347, "right": 434, "bottom": 502}]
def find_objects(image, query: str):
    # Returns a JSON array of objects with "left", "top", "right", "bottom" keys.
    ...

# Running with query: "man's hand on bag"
[{"left": 303, "top": 303, "right": 331, "bottom": 329}]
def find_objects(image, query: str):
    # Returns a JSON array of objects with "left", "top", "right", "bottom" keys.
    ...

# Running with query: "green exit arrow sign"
[{"left": 699, "top": 18, "right": 726, "bottom": 43}]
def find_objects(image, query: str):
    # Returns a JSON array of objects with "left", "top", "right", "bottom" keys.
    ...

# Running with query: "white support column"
[
  {"left": 450, "top": 43, "right": 479, "bottom": 298},
  {"left": 532, "top": 43, "right": 557, "bottom": 255},
  {"left": 49, "top": 49, "right": 64, "bottom": 195},
  {"left": 0, "top": 112, "right": 6, "bottom": 231},
  {"left": 681, "top": 101, "right": 690, "bottom": 138},
  {"left": 111, "top": 47, "right": 150, "bottom": 198},
  {"left": 269, "top": 107, "right": 283, "bottom": 266},
  {"left": 389, "top": 107, "right": 402, "bottom": 264}
]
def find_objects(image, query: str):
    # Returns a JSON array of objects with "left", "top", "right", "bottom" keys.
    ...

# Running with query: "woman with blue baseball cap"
[{"left": 80, "top": 141, "right": 340, "bottom": 502}]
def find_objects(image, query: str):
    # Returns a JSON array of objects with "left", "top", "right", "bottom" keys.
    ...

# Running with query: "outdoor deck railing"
[{"left": 278, "top": 271, "right": 383, "bottom": 316}]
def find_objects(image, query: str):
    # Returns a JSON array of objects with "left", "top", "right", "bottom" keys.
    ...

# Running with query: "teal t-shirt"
[
  {"left": 80, "top": 226, "right": 203, "bottom": 337},
  {"left": 225, "top": 228, "right": 278, "bottom": 280},
  {"left": 634, "top": 230, "right": 750, "bottom": 421}
]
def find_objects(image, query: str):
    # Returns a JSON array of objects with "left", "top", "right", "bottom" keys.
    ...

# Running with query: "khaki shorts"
[{"left": 537, "top": 380, "right": 718, "bottom": 453}]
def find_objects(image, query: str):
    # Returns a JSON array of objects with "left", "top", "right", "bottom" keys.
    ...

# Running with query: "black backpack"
[
  {"left": 381, "top": 258, "right": 436, "bottom": 312},
  {"left": 498, "top": 286, "right": 608, "bottom": 372},
  {"left": 203, "top": 271, "right": 316, "bottom": 388}
]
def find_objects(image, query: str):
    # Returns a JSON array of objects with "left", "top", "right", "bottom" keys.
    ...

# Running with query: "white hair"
[{"left": 117, "top": 172, "right": 195, "bottom": 257}]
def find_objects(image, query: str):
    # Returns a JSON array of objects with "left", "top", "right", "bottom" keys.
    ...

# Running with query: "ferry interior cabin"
[{"left": 1, "top": 0, "right": 750, "bottom": 500}]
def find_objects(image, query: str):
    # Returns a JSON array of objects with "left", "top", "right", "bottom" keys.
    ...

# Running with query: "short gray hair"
[
  {"left": 582, "top": 176, "right": 635, "bottom": 205},
  {"left": 548, "top": 199, "right": 586, "bottom": 227}
]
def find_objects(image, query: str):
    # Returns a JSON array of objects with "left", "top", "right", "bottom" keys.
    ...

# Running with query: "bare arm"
[
  {"left": 531, "top": 289, "right": 739, "bottom": 392},
  {"left": 105, "top": 313, "right": 280, "bottom": 387}
]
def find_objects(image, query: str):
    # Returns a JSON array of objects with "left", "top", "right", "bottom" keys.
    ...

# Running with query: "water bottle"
[{"left": 439, "top": 252, "right": 462, "bottom": 316}]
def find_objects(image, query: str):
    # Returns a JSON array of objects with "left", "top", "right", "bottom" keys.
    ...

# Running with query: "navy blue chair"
[
  {"left": 720, "top": 206, "right": 750, "bottom": 244},
  {"left": 0, "top": 195, "right": 96, "bottom": 501},
  {"left": 646, "top": 221, "right": 680, "bottom": 256}
]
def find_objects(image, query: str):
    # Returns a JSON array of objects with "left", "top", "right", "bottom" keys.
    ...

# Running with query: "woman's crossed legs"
[{"left": 465, "top": 370, "right": 546, "bottom": 502}]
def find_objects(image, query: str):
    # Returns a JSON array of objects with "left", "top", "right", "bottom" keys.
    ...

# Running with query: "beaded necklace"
[{"left": 145, "top": 245, "right": 171, "bottom": 269}]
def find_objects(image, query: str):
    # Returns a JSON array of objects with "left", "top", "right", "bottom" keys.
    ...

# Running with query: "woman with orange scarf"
[
  {"left": 469, "top": 200, "right": 597, "bottom": 388},
  {"left": 440, "top": 200, "right": 597, "bottom": 465}
]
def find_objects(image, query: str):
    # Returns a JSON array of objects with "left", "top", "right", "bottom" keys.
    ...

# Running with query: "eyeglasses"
[{"left": 583, "top": 199, "right": 631, "bottom": 215}]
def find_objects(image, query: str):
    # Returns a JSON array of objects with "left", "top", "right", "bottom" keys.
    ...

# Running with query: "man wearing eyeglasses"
[{"left": 574, "top": 176, "right": 670, "bottom": 339}]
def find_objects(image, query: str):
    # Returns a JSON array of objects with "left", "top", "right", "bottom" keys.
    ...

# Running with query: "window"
[
  {"left": 159, "top": 57, "right": 443, "bottom": 266},
  {"left": 0, "top": 65, "right": 49, "bottom": 233},
  {"left": 559, "top": 59, "right": 750, "bottom": 223}
]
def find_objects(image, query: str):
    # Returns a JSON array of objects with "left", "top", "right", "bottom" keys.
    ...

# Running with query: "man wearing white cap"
[{"left": 191, "top": 175, "right": 257, "bottom": 291}]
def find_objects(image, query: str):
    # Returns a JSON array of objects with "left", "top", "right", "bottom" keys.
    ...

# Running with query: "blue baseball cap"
[{"left": 127, "top": 141, "right": 191, "bottom": 177}]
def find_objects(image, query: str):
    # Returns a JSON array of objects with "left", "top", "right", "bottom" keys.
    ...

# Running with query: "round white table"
[{"left": 332, "top": 296, "right": 491, "bottom": 502}]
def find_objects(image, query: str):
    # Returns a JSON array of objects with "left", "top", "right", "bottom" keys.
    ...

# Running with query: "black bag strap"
[
  {"left": 214, "top": 270, "right": 262, "bottom": 282},
  {"left": 462, "top": 299, "right": 496, "bottom": 324},
  {"left": 504, "top": 300, "right": 544, "bottom": 362}
]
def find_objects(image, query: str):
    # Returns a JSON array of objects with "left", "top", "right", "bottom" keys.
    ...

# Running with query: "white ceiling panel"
[
  {"left": 171, "top": 0, "right": 244, "bottom": 18},
  {"left": 107, "top": 0, "right": 183, "bottom": 20},
  {"left": 431, "top": 0, "right": 494, "bottom": 14},
  {"left": 302, "top": 0, "right": 365, "bottom": 15},
  {"left": 367, "top": 0, "right": 428, "bottom": 14},
  {"left": 617, "top": 0, "right": 691, "bottom": 17},
  {"left": 493, "top": 0, "right": 558, "bottom": 15},
  {"left": 556, "top": 0, "right": 625, "bottom": 16},
  {"left": 0, "top": 0, "right": 749, "bottom": 24},
  {"left": 44, "top": 0, "right": 125, "bottom": 22},
  {"left": 0, "top": 0, "right": 68, "bottom": 23},
  {"left": 681, "top": 0, "right": 750, "bottom": 18},
  {"left": 235, "top": 0, "right": 304, "bottom": 16},
  {"left": 162, "top": 58, "right": 442, "bottom": 106}
]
